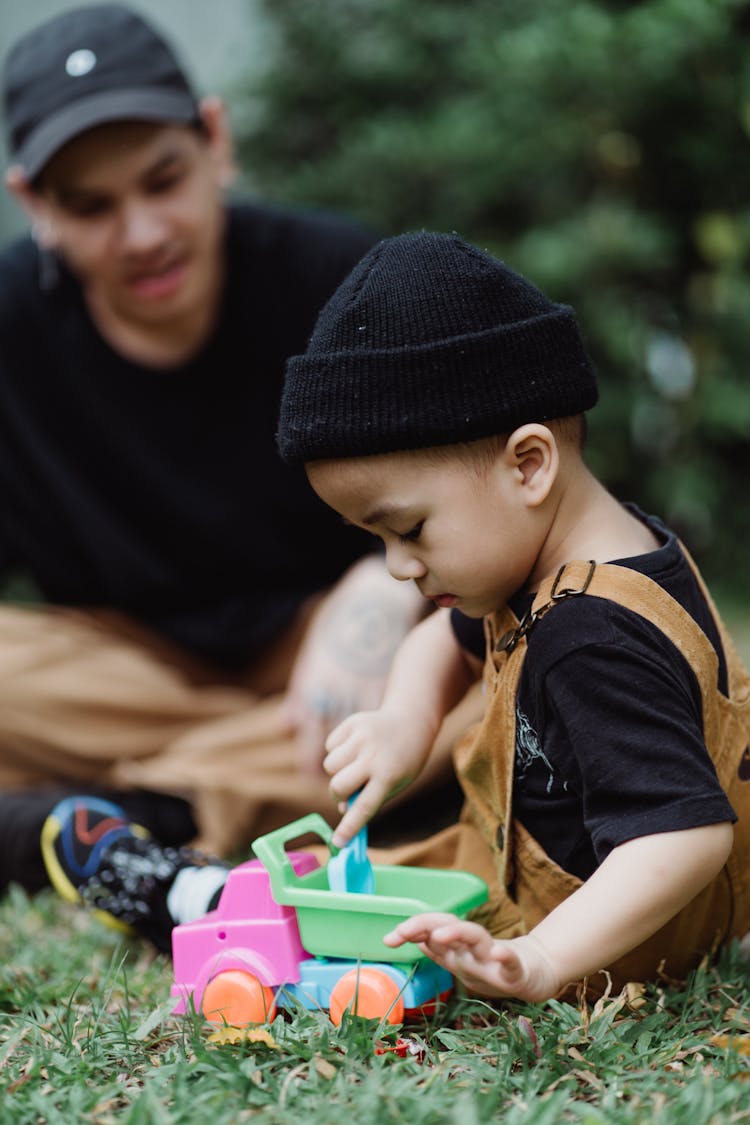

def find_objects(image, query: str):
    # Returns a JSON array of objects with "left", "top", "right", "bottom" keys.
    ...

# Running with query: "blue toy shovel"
[{"left": 327, "top": 793, "right": 375, "bottom": 895}]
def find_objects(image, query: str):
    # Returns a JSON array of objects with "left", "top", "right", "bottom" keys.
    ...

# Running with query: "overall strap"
[
  {"left": 526, "top": 558, "right": 723, "bottom": 748},
  {"left": 533, "top": 560, "right": 718, "bottom": 674},
  {"left": 677, "top": 541, "right": 750, "bottom": 700}
]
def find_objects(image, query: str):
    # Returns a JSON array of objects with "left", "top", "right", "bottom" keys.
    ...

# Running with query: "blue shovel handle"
[{"left": 326, "top": 792, "right": 375, "bottom": 894}]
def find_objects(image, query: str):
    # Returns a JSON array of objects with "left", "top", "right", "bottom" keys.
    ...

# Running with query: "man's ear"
[
  {"left": 199, "top": 96, "right": 237, "bottom": 188},
  {"left": 4, "top": 165, "right": 57, "bottom": 247},
  {"left": 504, "top": 423, "right": 559, "bottom": 507}
]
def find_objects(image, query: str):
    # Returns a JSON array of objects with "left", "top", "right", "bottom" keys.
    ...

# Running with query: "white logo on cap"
[{"left": 65, "top": 49, "right": 97, "bottom": 77}]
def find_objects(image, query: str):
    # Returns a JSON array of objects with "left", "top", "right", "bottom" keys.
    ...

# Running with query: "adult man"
[{"left": 0, "top": 4, "right": 470, "bottom": 910}]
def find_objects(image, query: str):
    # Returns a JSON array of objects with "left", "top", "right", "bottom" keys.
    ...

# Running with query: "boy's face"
[
  {"left": 13, "top": 108, "right": 231, "bottom": 339},
  {"left": 307, "top": 445, "right": 546, "bottom": 618}
]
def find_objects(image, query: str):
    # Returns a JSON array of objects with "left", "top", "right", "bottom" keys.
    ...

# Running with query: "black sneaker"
[
  {"left": 41, "top": 795, "right": 150, "bottom": 938},
  {"left": 42, "top": 795, "right": 224, "bottom": 952},
  {"left": 0, "top": 785, "right": 197, "bottom": 897}
]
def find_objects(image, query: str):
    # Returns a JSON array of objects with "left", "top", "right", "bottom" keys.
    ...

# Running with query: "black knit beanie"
[{"left": 278, "top": 231, "right": 598, "bottom": 463}]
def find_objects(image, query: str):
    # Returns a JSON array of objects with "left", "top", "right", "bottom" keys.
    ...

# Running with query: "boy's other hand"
[{"left": 383, "top": 913, "right": 562, "bottom": 1002}]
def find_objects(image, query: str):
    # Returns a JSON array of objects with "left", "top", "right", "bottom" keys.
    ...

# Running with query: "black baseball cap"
[{"left": 2, "top": 4, "right": 201, "bottom": 179}]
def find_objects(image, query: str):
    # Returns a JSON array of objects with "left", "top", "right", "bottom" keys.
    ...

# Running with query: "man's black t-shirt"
[
  {"left": 451, "top": 509, "right": 735, "bottom": 880},
  {"left": 0, "top": 201, "right": 376, "bottom": 666}
]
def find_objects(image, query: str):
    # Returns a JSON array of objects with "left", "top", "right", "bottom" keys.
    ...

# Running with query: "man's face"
[
  {"left": 307, "top": 448, "right": 540, "bottom": 618},
  {"left": 29, "top": 117, "right": 229, "bottom": 334}
]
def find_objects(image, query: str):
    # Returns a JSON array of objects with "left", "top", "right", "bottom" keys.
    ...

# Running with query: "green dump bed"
[{"left": 252, "top": 814, "right": 489, "bottom": 964}]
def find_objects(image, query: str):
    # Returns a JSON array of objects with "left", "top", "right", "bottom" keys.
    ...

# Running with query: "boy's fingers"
[
  {"left": 323, "top": 730, "right": 358, "bottom": 764},
  {"left": 382, "top": 912, "right": 458, "bottom": 946},
  {"left": 382, "top": 916, "right": 533, "bottom": 999},
  {"left": 324, "top": 715, "right": 359, "bottom": 753},
  {"left": 323, "top": 728, "right": 344, "bottom": 753},
  {"left": 322, "top": 744, "right": 350, "bottom": 777},
  {"left": 331, "top": 781, "right": 386, "bottom": 846},
  {"left": 328, "top": 759, "right": 370, "bottom": 803},
  {"left": 430, "top": 919, "right": 485, "bottom": 945}
]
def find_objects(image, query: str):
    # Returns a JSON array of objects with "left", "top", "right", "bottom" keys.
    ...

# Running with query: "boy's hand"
[
  {"left": 324, "top": 709, "right": 435, "bottom": 846},
  {"left": 384, "top": 825, "right": 735, "bottom": 1003},
  {"left": 383, "top": 913, "right": 562, "bottom": 1002}
]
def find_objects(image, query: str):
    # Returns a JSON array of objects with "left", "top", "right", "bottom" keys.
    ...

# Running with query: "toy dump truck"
[{"left": 171, "top": 813, "right": 488, "bottom": 1027}]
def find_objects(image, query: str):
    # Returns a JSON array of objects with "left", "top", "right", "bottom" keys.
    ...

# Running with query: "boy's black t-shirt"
[
  {"left": 451, "top": 509, "right": 735, "bottom": 880},
  {"left": 0, "top": 201, "right": 376, "bottom": 667}
]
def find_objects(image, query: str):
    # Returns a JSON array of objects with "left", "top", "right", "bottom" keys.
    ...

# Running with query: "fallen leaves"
[
  {"left": 206, "top": 1026, "right": 279, "bottom": 1048},
  {"left": 709, "top": 1033, "right": 750, "bottom": 1056}
]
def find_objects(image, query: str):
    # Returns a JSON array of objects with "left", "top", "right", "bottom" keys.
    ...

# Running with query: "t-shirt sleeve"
[{"left": 540, "top": 629, "right": 737, "bottom": 863}]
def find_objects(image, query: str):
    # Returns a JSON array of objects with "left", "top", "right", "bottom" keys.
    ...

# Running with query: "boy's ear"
[{"left": 504, "top": 423, "right": 559, "bottom": 507}]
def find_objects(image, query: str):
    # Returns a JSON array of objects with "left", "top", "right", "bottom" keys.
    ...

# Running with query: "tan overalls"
[
  {"left": 380, "top": 553, "right": 750, "bottom": 994},
  {"left": 458, "top": 555, "right": 750, "bottom": 993}
]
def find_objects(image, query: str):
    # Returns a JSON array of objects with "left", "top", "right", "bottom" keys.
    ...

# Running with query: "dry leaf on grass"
[
  {"left": 709, "top": 1033, "right": 750, "bottom": 1056},
  {"left": 314, "top": 1056, "right": 337, "bottom": 1080},
  {"left": 207, "top": 1026, "right": 279, "bottom": 1048}
]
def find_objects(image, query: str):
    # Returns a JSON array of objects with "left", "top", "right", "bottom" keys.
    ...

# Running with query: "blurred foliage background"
[{"left": 232, "top": 0, "right": 749, "bottom": 604}]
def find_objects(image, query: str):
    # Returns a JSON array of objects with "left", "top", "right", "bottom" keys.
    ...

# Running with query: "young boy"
[{"left": 277, "top": 231, "right": 750, "bottom": 1002}]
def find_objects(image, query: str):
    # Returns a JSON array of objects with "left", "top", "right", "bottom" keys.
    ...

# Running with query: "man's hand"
[
  {"left": 282, "top": 555, "right": 425, "bottom": 774},
  {"left": 383, "top": 914, "right": 562, "bottom": 1001}
]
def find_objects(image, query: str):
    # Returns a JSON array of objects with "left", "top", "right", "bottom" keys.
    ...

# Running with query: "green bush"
[{"left": 234, "top": 0, "right": 750, "bottom": 596}]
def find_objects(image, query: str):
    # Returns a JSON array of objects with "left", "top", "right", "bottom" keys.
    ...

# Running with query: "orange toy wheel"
[
  {"left": 202, "top": 969, "right": 277, "bottom": 1026},
  {"left": 329, "top": 967, "right": 405, "bottom": 1026}
]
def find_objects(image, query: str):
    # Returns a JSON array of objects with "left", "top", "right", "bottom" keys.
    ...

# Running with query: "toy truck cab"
[{"left": 171, "top": 852, "right": 318, "bottom": 1025}]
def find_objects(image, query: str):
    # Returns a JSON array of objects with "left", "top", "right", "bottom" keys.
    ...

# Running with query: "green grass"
[
  {"left": 3, "top": 887, "right": 750, "bottom": 1123},
  {"left": 1, "top": 605, "right": 747, "bottom": 1122}
]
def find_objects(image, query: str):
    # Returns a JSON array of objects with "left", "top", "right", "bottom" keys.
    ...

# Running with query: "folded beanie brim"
[{"left": 279, "top": 305, "right": 597, "bottom": 462}]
